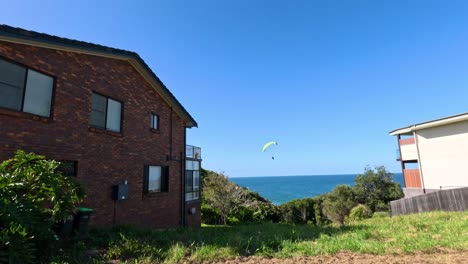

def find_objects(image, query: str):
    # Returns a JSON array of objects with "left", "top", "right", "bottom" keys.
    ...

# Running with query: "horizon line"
[{"left": 229, "top": 172, "right": 402, "bottom": 178}]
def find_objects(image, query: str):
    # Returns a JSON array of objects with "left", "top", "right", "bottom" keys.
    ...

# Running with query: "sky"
[{"left": 3, "top": 1, "right": 468, "bottom": 177}]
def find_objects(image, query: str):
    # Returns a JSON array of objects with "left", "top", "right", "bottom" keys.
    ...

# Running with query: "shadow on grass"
[{"left": 71, "top": 222, "right": 369, "bottom": 261}]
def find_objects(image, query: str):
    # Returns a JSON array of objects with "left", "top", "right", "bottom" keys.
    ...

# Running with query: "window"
[
  {"left": 151, "top": 113, "right": 159, "bottom": 130},
  {"left": 144, "top": 165, "right": 169, "bottom": 193},
  {"left": 185, "top": 160, "right": 200, "bottom": 201},
  {"left": 56, "top": 160, "right": 77, "bottom": 177},
  {"left": 90, "top": 93, "right": 122, "bottom": 132},
  {"left": 0, "top": 58, "right": 54, "bottom": 117}
]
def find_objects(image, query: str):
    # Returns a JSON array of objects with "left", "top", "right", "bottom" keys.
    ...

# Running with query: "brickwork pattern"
[{"left": 0, "top": 41, "right": 200, "bottom": 228}]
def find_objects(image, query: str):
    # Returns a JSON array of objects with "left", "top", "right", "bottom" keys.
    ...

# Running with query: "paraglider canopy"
[{"left": 262, "top": 141, "right": 278, "bottom": 152}]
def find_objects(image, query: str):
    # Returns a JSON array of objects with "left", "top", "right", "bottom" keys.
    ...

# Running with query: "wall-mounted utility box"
[{"left": 112, "top": 183, "right": 128, "bottom": 201}]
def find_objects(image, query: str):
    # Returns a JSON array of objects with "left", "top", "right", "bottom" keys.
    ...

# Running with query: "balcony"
[
  {"left": 403, "top": 169, "right": 422, "bottom": 188},
  {"left": 186, "top": 145, "right": 201, "bottom": 160}
]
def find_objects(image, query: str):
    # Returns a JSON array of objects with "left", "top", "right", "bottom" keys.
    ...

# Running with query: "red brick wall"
[
  {"left": 0, "top": 41, "right": 200, "bottom": 228},
  {"left": 185, "top": 201, "right": 202, "bottom": 227}
]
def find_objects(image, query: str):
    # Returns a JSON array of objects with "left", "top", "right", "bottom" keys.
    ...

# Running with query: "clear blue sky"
[{"left": 4, "top": 1, "right": 468, "bottom": 177}]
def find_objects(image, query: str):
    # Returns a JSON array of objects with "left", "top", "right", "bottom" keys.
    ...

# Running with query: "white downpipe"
[{"left": 413, "top": 129, "right": 426, "bottom": 193}]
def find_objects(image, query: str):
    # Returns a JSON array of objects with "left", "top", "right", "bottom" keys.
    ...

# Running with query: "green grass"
[{"left": 56, "top": 211, "right": 468, "bottom": 263}]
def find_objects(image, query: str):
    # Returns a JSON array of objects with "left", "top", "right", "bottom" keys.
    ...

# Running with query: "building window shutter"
[
  {"left": 161, "top": 166, "right": 169, "bottom": 192},
  {"left": 143, "top": 165, "right": 149, "bottom": 193}
]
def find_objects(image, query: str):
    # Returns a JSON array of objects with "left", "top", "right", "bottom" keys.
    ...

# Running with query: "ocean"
[{"left": 230, "top": 173, "right": 404, "bottom": 205}]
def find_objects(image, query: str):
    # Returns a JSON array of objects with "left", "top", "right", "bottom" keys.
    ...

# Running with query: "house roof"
[
  {"left": 0, "top": 24, "right": 197, "bottom": 128},
  {"left": 389, "top": 112, "right": 468, "bottom": 136}
]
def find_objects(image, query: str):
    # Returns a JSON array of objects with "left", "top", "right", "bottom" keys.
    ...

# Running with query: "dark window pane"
[
  {"left": 0, "top": 83, "right": 23, "bottom": 110},
  {"left": 90, "top": 93, "right": 106, "bottom": 128},
  {"left": 0, "top": 59, "right": 25, "bottom": 111},
  {"left": 0, "top": 59, "right": 26, "bottom": 87},
  {"left": 57, "top": 161, "right": 77, "bottom": 177},
  {"left": 185, "top": 170, "right": 193, "bottom": 192},
  {"left": 193, "top": 171, "right": 200, "bottom": 190}
]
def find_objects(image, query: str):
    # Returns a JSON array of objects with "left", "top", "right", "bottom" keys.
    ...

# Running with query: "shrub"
[
  {"left": 201, "top": 169, "right": 280, "bottom": 225},
  {"left": 279, "top": 198, "right": 316, "bottom": 224},
  {"left": 0, "top": 150, "right": 85, "bottom": 263},
  {"left": 312, "top": 195, "right": 329, "bottom": 226},
  {"left": 322, "top": 185, "right": 356, "bottom": 225},
  {"left": 353, "top": 166, "right": 403, "bottom": 212},
  {"left": 348, "top": 204, "right": 372, "bottom": 222}
]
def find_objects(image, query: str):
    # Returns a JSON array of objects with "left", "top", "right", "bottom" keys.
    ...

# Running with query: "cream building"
[{"left": 390, "top": 113, "right": 468, "bottom": 197}]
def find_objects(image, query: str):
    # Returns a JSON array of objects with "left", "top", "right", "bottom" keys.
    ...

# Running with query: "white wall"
[
  {"left": 400, "top": 143, "right": 418, "bottom": 161},
  {"left": 416, "top": 121, "right": 468, "bottom": 189}
]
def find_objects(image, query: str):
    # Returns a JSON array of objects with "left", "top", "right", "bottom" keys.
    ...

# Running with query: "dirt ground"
[{"left": 211, "top": 251, "right": 468, "bottom": 264}]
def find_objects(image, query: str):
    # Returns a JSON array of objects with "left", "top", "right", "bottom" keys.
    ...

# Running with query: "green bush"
[
  {"left": 322, "top": 185, "right": 356, "bottom": 225},
  {"left": 312, "top": 195, "right": 328, "bottom": 226},
  {"left": 279, "top": 198, "right": 316, "bottom": 224},
  {"left": 201, "top": 203, "right": 222, "bottom": 225},
  {"left": 0, "top": 150, "right": 85, "bottom": 263},
  {"left": 353, "top": 166, "right": 403, "bottom": 212},
  {"left": 201, "top": 169, "right": 280, "bottom": 225},
  {"left": 348, "top": 204, "right": 372, "bottom": 222}
]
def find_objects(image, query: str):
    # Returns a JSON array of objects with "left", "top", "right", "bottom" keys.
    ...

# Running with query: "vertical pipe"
[
  {"left": 413, "top": 130, "right": 426, "bottom": 193},
  {"left": 170, "top": 108, "right": 173, "bottom": 158},
  {"left": 397, "top": 134, "right": 406, "bottom": 188},
  {"left": 181, "top": 150, "right": 185, "bottom": 226}
]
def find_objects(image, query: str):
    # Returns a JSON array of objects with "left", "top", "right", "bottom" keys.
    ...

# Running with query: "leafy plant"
[
  {"left": 201, "top": 169, "right": 279, "bottom": 225},
  {"left": 0, "top": 150, "right": 85, "bottom": 263},
  {"left": 348, "top": 204, "right": 372, "bottom": 222},
  {"left": 353, "top": 166, "right": 403, "bottom": 212},
  {"left": 322, "top": 185, "right": 356, "bottom": 225},
  {"left": 279, "top": 198, "right": 316, "bottom": 224}
]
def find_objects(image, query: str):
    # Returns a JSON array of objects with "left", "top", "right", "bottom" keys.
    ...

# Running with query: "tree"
[
  {"left": 202, "top": 170, "right": 253, "bottom": 224},
  {"left": 279, "top": 198, "right": 316, "bottom": 224},
  {"left": 0, "top": 150, "right": 85, "bottom": 263},
  {"left": 348, "top": 204, "right": 373, "bottom": 222},
  {"left": 353, "top": 166, "right": 404, "bottom": 212},
  {"left": 322, "top": 185, "right": 356, "bottom": 225}
]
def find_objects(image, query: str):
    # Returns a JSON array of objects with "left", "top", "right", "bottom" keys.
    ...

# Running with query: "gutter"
[{"left": 390, "top": 113, "right": 468, "bottom": 135}]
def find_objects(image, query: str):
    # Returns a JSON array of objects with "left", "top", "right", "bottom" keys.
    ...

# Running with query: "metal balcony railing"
[{"left": 186, "top": 145, "right": 201, "bottom": 160}]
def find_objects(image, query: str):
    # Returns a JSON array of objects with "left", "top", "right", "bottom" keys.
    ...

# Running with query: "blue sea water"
[{"left": 230, "top": 173, "right": 404, "bottom": 205}]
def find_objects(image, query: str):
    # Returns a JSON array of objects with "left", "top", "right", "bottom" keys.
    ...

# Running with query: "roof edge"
[
  {"left": 389, "top": 112, "right": 468, "bottom": 136},
  {"left": 0, "top": 24, "right": 197, "bottom": 128}
]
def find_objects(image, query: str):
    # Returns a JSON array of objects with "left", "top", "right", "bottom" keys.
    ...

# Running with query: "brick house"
[{"left": 0, "top": 25, "right": 201, "bottom": 228}]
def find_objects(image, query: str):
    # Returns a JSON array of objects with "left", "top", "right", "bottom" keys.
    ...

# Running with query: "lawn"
[{"left": 55, "top": 211, "right": 468, "bottom": 263}]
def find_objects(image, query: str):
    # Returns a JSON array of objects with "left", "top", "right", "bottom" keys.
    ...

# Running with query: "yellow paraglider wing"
[{"left": 262, "top": 141, "right": 278, "bottom": 152}]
